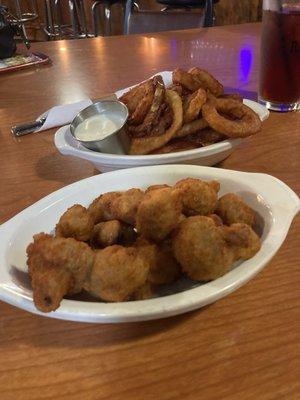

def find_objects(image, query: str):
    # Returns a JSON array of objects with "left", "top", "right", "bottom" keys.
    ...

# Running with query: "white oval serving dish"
[
  {"left": 0, "top": 165, "right": 298, "bottom": 323},
  {"left": 55, "top": 71, "right": 269, "bottom": 173}
]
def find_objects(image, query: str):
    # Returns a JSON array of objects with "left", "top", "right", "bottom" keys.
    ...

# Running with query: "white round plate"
[
  {"left": 0, "top": 165, "right": 298, "bottom": 323},
  {"left": 55, "top": 70, "right": 269, "bottom": 173}
]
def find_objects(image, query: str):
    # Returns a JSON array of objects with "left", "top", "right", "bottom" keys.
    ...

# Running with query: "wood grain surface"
[{"left": 0, "top": 23, "right": 299, "bottom": 400}]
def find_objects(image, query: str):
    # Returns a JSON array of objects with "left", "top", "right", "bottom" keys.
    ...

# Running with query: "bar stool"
[
  {"left": 123, "top": 0, "right": 215, "bottom": 35},
  {"left": 92, "top": 0, "right": 126, "bottom": 36},
  {"left": 44, "top": 0, "right": 88, "bottom": 40},
  {"left": 6, "top": 0, "right": 38, "bottom": 40},
  {"left": 156, "top": 0, "right": 218, "bottom": 26}
]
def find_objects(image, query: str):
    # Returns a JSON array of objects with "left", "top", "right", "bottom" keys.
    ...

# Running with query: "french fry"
[{"left": 129, "top": 90, "right": 183, "bottom": 155}]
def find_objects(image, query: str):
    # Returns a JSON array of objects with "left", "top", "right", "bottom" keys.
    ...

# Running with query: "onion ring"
[
  {"left": 202, "top": 98, "right": 261, "bottom": 138},
  {"left": 129, "top": 89, "right": 154, "bottom": 125},
  {"left": 120, "top": 78, "right": 154, "bottom": 116},
  {"left": 219, "top": 93, "right": 243, "bottom": 102},
  {"left": 172, "top": 68, "right": 200, "bottom": 92},
  {"left": 189, "top": 67, "right": 223, "bottom": 97},
  {"left": 129, "top": 90, "right": 183, "bottom": 155},
  {"left": 183, "top": 88, "right": 207, "bottom": 124},
  {"left": 175, "top": 118, "right": 209, "bottom": 138}
]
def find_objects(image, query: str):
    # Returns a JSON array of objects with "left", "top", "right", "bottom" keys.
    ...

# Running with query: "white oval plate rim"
[{"left": 0, "top": 165, "right": 298, "bottom": 323}]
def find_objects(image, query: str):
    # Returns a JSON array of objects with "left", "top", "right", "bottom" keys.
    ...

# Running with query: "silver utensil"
[
  {"left": 10, "top": 95, "right": 118, "bottom": 137},
  {"left": 11, "top": 117, "right": 47, "bottom": 137}
]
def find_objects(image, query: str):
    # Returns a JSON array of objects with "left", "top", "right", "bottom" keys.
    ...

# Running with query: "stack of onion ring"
[{"left": 119, "top": 67, "right": 263, "bottom": 155}]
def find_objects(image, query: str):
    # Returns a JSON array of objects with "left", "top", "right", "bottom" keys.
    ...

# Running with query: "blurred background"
[{"left": 1, "top": 0, "right": 262, "bottom": 41}]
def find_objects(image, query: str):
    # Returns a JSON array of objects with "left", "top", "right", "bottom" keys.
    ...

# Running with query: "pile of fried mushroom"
[
  {"left": 119, "top": 67, "right": 262, "bottom": 155},
  {"left": 27, "top": 178, "right": 261, "bottom": 312}
]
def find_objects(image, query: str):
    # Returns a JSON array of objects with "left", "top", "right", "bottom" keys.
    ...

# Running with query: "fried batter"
[
  {"left": 219, "top": 93, "right": 243, "bottom": 102},
  {"left": 88, "top": 191, "right": 121, "bottom": 223},
  {"left": 55, "top": 204, "right": 94, "bottom": 241},
  {"left": 207, "top": 214, "right": 223, "bottom": 226},
  {"left": 129, "top": 89, "right": 183, "bottom": 155},
  {"left": 172, "top": 216, "right": 235, "bottom": 281},
  {"left": 173, "top": 68, "right": 201, "bottom": 92},
  {"left": 84, "top": 245, "right": 150, "bottom": 302},
  {"left": 27, "top": 233, "right": 94, "bottom": 312},
  {"left": 175, "top": 178, "right": 219, "bottom": 216},
  {"left": 146, "top": 184, "right": 171, "bottom": 193},
  {"left": 109, "top": 188, "right": 144, "bottom": 225},
  {"left": 188, "top": 67, "right": 224, "bottom": 97},
  {"left": 216, "top": 193, "right": 255, "bottom": 226},
  {"left": 183, "top": 88, "right": 206, "bottom": 123},
  {"left": 175, "top": 118, "right": 209, "bottom": 138},
  {"left": 202, "top": 98, "right": 261, "bottom": 138},
  {"left": 192, "top": 128, "right": 226, "bottom": 146},
  {"left": 131, "top": 282, "right": 154, "bottom": 300},
  {"left": 135, "top": 238, "right": 181, "bottom": 285},
  {"left": 91, "top": 220, "right": 123, "bottom": 248},
  {"left": 120, "top": 67, "right": 262, "bottom": 155},
  {"left": 127, "top": 76, "right": 166, "bottom": 137},
  {"left": 128, "top": 80, "right": 156, "bottom": 125},
  {"left": 150, "top": 126, "right": 226, "bottom": 154},
  {"left": 222, "top": 223, "right": 261, "bottom": 260},
  {"left": 120, "top": 77, "right": 155, "bottom": 116},
  {"left": 136, "top": 187, "right": 182, "bottom": 242}
]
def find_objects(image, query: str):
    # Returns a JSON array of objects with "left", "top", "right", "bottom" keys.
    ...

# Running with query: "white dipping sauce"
[{"left": 75, "top": 113, "right": 122, "bottom": 141}]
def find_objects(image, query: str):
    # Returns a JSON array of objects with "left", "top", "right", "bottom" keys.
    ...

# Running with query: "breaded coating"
[
  {"left": 216, "top": 193, "right": 255, "bottom": 226},
  {"left": 88, "top": 192, "right": 122, "bottom": 223},
  {"left": 110, "top": 188, "right": 144, "bottom": 225},
  {"left": 91, "top": 220, "right": 137, "bottom": 248},
  {"left": 55, "top": 204, "right": 94, "bottom": 241},
  {"left": 132, "top": 282, "right": 154, "bottom": 300},
  {"left": 136, "top": 188, "right": 182, "bottom": 242},
  {"left": 27, "top": 233, "right": 94, "bottom": 312},
  {"left": 84, "top": 245, "right": 150, "bottom": 302},
  {"left": 91, "top": 220, "right": 123, "bottom": 248},
  {"left": 207, "top": 214, "right": 223, "bottom": 226},
  {"left": 145, "top": 184, "right": 171, "bottom": 193},
  {"left": 175, "top": 178, "right": 219, "bottom": 216},
  {"left": 135, "top": 238, "right": 181, "bottom": 285},
  {"left": 222, "top": 223, "right": 261, "bottom": 260},
  {"left": 172, "top": 216, "right": 235, "bottom": 281}
]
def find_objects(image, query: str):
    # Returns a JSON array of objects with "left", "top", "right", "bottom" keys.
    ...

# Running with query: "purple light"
[
  {"left": 239, "top": 47, "right": 253, "bottom": 83},
  {"left": 170, "top": 39, "right": 177, "bottom": 59}
]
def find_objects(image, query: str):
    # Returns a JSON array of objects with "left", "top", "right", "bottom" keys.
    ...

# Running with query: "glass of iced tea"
[{"left": 258, "top": 0, "right": 300, "bottom": 111}]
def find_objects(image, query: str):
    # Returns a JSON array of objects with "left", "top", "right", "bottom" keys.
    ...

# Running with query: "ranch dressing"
[{"left": 75, "top": 113, "right": 121, "bottom": 141}]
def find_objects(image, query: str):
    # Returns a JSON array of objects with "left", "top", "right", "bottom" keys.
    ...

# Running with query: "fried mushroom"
[
  {"left": 136, "top": 187, "right": 182, "bottom": 242},
  {"left": 172, "top": 216, "right": 235, "bottom": 281},
  {"left": 216, "top": 193, "right": 256, "bottom": 227},
  {"left": 27, "top": 233, "right": 94, "bottom": 312},
  {"left": 84, "top": 245, "right": 150, "bottom": 302},
  {"left": 55, "top": 204, "right": 94, "bottom": 241},
  {"left": 175, "top": 178, "right": 220, "bottom": 216}
]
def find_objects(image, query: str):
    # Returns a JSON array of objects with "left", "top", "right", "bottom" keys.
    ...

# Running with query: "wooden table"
[{"left": 0, "top": 23, "right": 299, "bottom": 400}]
